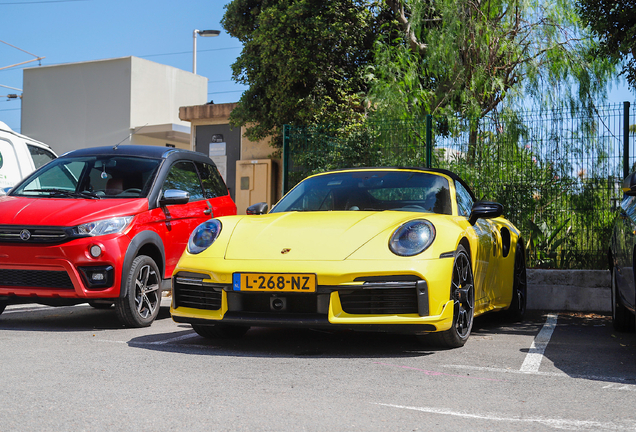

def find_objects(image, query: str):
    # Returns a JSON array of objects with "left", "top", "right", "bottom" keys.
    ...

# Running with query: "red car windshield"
[{"left": 12, "top": 156, "right": 161, "bottom": 199}]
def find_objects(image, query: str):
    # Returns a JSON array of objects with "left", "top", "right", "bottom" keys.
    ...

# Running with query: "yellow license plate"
[{"left": 233, "top": 273, "right": 316, "bottom": 292}]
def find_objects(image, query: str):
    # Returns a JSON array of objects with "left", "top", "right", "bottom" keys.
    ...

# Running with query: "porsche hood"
[{"left": 224, "top": 211, "right": 424, "bottom": 261}]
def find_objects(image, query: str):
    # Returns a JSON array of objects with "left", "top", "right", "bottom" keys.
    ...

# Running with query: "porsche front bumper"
[{"left": 170, "top": 256, "right": 456, "bottom": 334}]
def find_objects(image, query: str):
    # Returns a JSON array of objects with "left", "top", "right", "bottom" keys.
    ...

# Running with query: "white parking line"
[
  {"left": 145, "top": 332, "right": 199, "bottom": 345},
  {"left": 3, "top": 304, "right": 59, "bottom": 314},
  {"left": 376, "top": 403, "right": 635, "bottom": 430},
  {"left": 443, "top": 364, "right": 636, "bottom": 384},
  {"left": 520, "top": 312, "right": 558, "bottom": 373},
  {"left": 445, "top": 364, "right": 567, "bottom": 377}
]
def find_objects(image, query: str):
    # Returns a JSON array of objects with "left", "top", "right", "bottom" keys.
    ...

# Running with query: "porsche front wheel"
[{"left": 431, "top": 245, "right": 474, "bottom": 348}]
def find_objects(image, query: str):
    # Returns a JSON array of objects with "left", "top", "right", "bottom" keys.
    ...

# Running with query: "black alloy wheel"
[
  {"left": 115, "top": 255, "right": 162, "bottom": 327},
  {"left": 504, "top": 243, "right": 527, "bottom": 322},
  {"left": 430, "top": 244, "right": 475, "bottom": 348}
]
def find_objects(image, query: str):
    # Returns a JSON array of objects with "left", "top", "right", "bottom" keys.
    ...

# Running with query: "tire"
[
  {"left": 192, "top": 323, "right": 250, "bottom": 339},
  {"left": 115, "top": 255, "right": 162, "bottom": 328},
  {"left": 430, "top": 244, "right": 475, "bottom": 348},
  {"left": 611, "top": 267, "right": 635, "bottom": 332},
  {"left": 0, "top": 298, "right": 7, "bottom": 315},
  {"left": 504, "top": 243, "right": 527, "bottom": 322}
]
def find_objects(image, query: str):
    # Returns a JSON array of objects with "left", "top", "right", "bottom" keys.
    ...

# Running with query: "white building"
[{"left": 21, "top": 56, "right": 207, "bottom": 154}]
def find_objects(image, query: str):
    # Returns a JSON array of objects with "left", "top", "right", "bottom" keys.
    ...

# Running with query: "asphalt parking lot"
[{"left": 1, "top": 301, "right": 635, "bottom": 432}]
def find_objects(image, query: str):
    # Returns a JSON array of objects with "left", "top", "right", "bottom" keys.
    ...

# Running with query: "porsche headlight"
[
  {"left": 389, "top": 219, "right": 436, "bottom": 256},
  {"left": 188, "top": 219, "right": 222, "bottom": 254},
  {"left": 76, "top": 216, "right": 133, "bottom": 236}
]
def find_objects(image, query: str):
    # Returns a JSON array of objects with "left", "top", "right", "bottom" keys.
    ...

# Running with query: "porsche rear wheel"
[
  {"left": 431, "top": 245, "right": 474, "bottom": 348},
  {"left": 504, "top": 244, "right": 527, "bottom": 322},
  {"left": 192, "top": 323, "right": 250, "bottom": 339},
  {"left": 611, "top": 267, "right": 634, "bottom": 332}
]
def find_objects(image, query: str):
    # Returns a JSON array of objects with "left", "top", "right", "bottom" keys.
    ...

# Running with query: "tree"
[
  {"left": 576, "top": 0, "right": 636, "bottom": 91},
  {"left": 222, "top": 0, "right": 383, "bottom": 149},
  {"left": 367, "top": 0, "right": 616, "bottom": 156}
]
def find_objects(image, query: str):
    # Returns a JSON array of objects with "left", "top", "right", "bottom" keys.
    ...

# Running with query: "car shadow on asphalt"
[
  {"left": 0, "top": 303, "right": 173, "bottom": 331},
  {"left": 536, "top": 311, "right": 636, "bottom": 385},
  {"left": 128, "top": 325, "right": 440, "bottom": 358},
  {"left": 125, "top": 311, "right": 539, "bottom": 359}
]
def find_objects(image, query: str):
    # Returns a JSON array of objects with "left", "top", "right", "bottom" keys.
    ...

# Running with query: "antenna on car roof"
[{"left": 113, "top": 124, "right": 148, "bottom": 150}]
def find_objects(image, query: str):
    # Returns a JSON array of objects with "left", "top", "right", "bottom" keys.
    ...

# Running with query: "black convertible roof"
[
  {"left": 59, "top": 145, "right": 203, "bottom": 160},
  {"left": 319, "top": 166, "right": 476, "bottom": 200}
]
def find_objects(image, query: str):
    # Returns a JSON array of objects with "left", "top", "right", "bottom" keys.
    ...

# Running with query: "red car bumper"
[{"left": 0, "top": 234, "right": 130, "bottom": 299}]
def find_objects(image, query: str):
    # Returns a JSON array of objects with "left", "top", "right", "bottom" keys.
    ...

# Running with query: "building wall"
[
  {"left": 180, "top": 103, "right": 283, "bottom": 206},
  {"left": 22, "top": 58, "right": 131, "bottom": 155},
  {"left": 129, "top": 57, "right": 206, "bottom": 139},
  {"left": 22, "top": 57, "right": 207, "bottom": 155},
  {"left": 194, "top": 123, "right": 241, "bottom": 201}
]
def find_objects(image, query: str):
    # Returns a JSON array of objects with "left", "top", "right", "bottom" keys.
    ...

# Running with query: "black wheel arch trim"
[{"left": 120, "top": 230, "right": 166, "bottom": 298}]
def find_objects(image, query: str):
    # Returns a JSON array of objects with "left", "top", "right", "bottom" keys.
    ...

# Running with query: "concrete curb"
[{"left": 527, "top": 269, "right": 610, "bottom": 312}]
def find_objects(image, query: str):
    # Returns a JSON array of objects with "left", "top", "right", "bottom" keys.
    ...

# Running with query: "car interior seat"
[{"left": 105, "top": 177, "right": 124, "bottom": 195}]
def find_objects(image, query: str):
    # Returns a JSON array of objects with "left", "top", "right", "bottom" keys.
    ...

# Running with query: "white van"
[{"left": 0, "top": 121, "right": 57, "bottom": 194}]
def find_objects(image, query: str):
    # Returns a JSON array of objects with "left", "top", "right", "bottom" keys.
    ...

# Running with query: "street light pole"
[{"left": 193, "top": 29, "right": 220, "bottom": 74}]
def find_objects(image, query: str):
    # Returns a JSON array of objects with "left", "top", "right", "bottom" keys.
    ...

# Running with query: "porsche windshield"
[
  {"left": 271, "top": 171, "right": 452, "bottom": 214},
  {"left": 11, "top": 155, "right": 161, "bottom": 199}
]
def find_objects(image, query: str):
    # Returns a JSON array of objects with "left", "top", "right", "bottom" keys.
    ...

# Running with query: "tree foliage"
[
  {"left": 222, "top": 0, "right": 383, "bottom": 148},
  {"left": 576, "top": 0, "right": 636, "bottom": 91},
  {"left": 367, "top": 0, "right": 616, "bottom": 123}
]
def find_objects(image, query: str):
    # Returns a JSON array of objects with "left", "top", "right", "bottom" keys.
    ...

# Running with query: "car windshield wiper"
[{"left": 25, "top": 188, "right": 101, "bottom": 199}]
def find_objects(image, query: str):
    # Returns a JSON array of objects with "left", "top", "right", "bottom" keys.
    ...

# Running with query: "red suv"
[{"left": 0, "top": 145, "right": 236, "bottom": 327}]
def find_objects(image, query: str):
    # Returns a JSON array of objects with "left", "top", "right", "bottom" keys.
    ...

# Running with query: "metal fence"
[{"left": 282, "top": 102, "right": 635, "bottom": 269}]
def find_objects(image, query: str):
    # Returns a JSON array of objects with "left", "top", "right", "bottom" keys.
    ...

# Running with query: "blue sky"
[
  {"left": 0, "top": 0, "right": 635, "bottom": 134},
  {"left": 0, "top": 0, "right": 246, "bottom": 132}
]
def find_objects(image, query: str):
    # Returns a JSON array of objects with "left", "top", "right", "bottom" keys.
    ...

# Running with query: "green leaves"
[
  {"left": 222, "top": 0, "right": 381, "bottom": 148},
  {"left": 527, "top": 218, "right": 574, "bottom": 269},
  {"left": 368, "top": 0, "right": 616, "bottom": 122},
  {"left": 576, "top": 0, "right": 636, "bottom": 90}
]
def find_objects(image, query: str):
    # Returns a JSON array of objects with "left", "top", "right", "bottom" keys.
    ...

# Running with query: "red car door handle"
[{"left": 203, "top": 208, "right": 212, "bottom": 215}]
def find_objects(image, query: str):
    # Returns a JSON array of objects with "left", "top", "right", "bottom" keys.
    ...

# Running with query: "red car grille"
[
  {"left": 0, "top": 226, "right": 72, "bottom": 244},
  {"left": 0, "top": 269, "right": 74, "bottom": 289}
]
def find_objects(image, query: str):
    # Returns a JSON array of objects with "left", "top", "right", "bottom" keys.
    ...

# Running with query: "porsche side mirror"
[
  {"left": 247, "top": 202, "right": 268, "bottom": 215},
  {"left": 159, "top": 189, "right": 190, "bottom": 206},
  {"left": 622, "top": 172, "right": 636, "bottom": 196},
  {"left": 469, "top": 201, "right": 503, "bottom": 225}
]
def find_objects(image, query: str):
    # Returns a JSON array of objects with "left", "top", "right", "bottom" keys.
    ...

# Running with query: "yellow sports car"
[{"left": 170, "top": 167, "right": 527, "bottom": 348}]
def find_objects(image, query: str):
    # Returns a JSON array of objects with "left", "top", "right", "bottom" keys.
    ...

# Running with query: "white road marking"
[
  {"left": 520, "top": 312, "right": 558, "bottom": 373},
  {"left": 4, "top": 304, "right": 56, "bottom": 313},
  {"left": 444, "top": 364, "right": 567, "bottom": 377},
  {"left": 376, "top": 403, "right": 636, "bottom": 430},
  {"left": 93, "top": 339, "right": 127, "bottom": 344},
  {"left": 145, "top": 332, "right": 199, "bottom": 345},
  {"left": 443, "top": 364, "right": 636, "bottom": 383},
  {"left": 603, "top": 383, "right": 636, "bottom": 392},
  {"left": 93, "top": 332, "right": 199, "bottom": 346}
]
